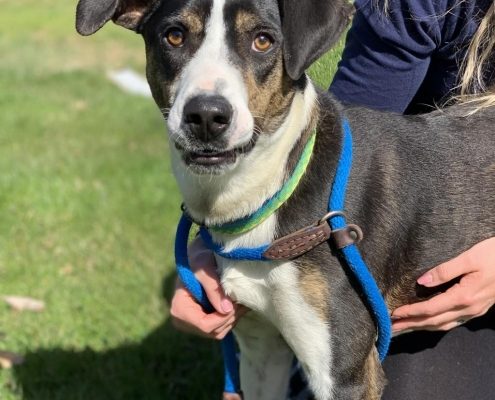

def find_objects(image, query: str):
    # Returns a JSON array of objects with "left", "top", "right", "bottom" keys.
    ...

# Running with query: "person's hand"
[
  {"left": 392, "top": 237, "right": 495, "bottom": 333},
  {"left": 170, "top": 236, "right": 248, "bottom": 340}
]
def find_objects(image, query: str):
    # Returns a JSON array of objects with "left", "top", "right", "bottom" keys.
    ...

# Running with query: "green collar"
[{"left": 208, "top": 132, "right": 316, "bottom": 235}]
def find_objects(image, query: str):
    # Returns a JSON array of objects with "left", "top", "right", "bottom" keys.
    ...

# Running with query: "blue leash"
[
  {"left": 175, "top": 216, "right": 240, "bottom": 394},
  {"left": 327, "top": 120, "right": 392, "bottom": 360},
  {"left": 174, "top": 119, "right": 392, "bottom": 394}
]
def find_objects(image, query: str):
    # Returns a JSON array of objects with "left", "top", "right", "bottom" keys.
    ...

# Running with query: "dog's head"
[{"left": 76, "top": 0, "right": 352, "bottom": 176}]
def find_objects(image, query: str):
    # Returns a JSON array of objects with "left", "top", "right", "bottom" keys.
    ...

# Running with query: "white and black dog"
[{"left": 76, "top": 0, "right": 495, "bottom": 399}]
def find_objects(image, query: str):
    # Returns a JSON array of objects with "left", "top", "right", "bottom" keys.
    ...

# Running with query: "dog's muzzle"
[
  {"left": 177, "top": 94, "right": 255, "bottom": 171},
  {"left": 183, "top": 95, "right": 233, "bottom": 143}
]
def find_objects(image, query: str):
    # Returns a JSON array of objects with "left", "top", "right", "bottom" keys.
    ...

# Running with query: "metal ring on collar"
[{"left": 318, "top": 210, "right": 346, "bottom": 225}]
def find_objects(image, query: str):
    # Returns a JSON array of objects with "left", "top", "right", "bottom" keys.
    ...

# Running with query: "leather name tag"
[{"left": 263, "top": 222, "right": 332, "bottom": 260}]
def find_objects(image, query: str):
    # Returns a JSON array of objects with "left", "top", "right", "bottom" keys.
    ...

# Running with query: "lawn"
[{"left": 0, "top": 1, "right": 344, "bottom": 399}]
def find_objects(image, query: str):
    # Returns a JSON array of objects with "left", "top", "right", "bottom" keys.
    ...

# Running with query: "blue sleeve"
[{"left": 329, "top": 0, "right": 445, "bottom": 113}]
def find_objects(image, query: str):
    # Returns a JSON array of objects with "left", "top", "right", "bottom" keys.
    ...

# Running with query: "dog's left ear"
[
  {"left": 280, "top": 0, "right": 354, "bottom": 80},
  {"left": 76, "top": 0, "right": 158, "bottom": 36}
]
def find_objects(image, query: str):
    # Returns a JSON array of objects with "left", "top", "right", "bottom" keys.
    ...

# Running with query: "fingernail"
[
  {"left": 221, "top": 299, "right": 233, "bottom": 313},
  {"left": 417, "top": 273, "right": 433, "bottom": 285}
]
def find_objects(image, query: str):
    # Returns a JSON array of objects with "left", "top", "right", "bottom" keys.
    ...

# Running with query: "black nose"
[{"left": 183, "top": 95, "right": 233, "bottom": 142}]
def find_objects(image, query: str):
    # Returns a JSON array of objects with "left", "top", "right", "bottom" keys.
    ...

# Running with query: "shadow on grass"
[{"left": 12, "top": 272, "right": 223, "bottom": 400}]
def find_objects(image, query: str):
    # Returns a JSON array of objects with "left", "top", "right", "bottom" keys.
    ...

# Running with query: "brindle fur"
[
  {"left": 180, "top": 8, "right": 204, "bottom": 34},
  {"left": 363, "top": 348, "right": 385, "bottom": 399},
  {"left": 244, "top": 56, "right": 295, "bottom": 133},
  {"left": 76, "top": 0, "right": 495, "bottom": 398},
  {"left": 276, "top": 94, "right": 494, "bottom": 397},
  {"left": 298, "top": 262, "right": 331, "bottom": 320}
]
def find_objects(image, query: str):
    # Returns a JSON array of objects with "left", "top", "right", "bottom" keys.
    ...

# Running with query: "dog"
[{"left": 75, "top": 0, "right": 495, "bottom": 398}]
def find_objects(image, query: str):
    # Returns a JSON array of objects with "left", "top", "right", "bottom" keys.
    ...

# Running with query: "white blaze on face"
[{"left": 167, "top": 0, "right": 254, "bottom": 149}]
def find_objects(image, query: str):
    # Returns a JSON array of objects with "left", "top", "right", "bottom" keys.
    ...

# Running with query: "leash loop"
[
  {"left": 327, "top": 119, "right": 391, "bottom": 361},
  {"left": 175, "top": 214, "right": 240, "bottom": 395},
  {"left": 318, "top": 210, "right": 346, "bottom": 225}
]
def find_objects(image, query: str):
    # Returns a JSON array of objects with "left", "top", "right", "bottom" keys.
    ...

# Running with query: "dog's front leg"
[{"left": 234, "top": 312, "right": 293, "bottom": 400}]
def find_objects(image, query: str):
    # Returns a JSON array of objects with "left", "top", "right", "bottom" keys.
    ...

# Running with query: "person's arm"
[{"left": 330, "top": 0, "right": 442, "bottom": 113}]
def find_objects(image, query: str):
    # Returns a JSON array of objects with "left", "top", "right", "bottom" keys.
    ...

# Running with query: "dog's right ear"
[
  {"left": 76, "top": 0, "right": 157, "bottom": 36},
  {"left": 280, "top": 0, "right": 354, "bottom": 80}
]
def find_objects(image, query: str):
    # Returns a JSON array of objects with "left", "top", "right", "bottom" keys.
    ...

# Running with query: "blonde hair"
[{"left": 457, "top": 1, "right": 495, "bottom": 112}]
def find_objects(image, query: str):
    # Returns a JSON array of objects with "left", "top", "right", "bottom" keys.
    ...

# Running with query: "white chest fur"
[{"left": 214, "top": 216, "right": 335, "bottom": 400}]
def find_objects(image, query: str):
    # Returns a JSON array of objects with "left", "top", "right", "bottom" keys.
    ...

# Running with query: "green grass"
[{"left": 0, "top": 2, "right": 343, "bottom": 398}]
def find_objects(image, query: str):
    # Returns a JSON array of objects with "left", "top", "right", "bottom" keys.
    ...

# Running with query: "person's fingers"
[
  {"left": 433, "top": 321, "right": 465, "bottom": 331},
  {"left": 212, "top": 315, "right": 236, "bottom": 333},
  {"left": 395, "top": 301, "right": 492, "bottom": 331},
  {"left": 392, "top": 309, "right": 469, "bottom": 333},
  {"left": 196, "top": 311, "right": 236, "bottom": 334},
  {"left": 202, "top": 305, "right": 249, "bottom": 339},
  {"left": 417, "top": 250, "right": 477, "bottom": 287},
  {"left": 170, "top": 283, "right": 234, "bottom": 336},
  {"left": 213, "top": 323, "right": 236, "bottom": 340},
  {"left": 394, "top": 318, "right": 469, "bottom": 333},
  {"left": 393, "top": 238, "right": 495, "bottom": 332},
  {"left": 392, "top": 285, "right": 466, "bottom": 319},
  {"left": 210, "top": 305, "right": 250, "bottom": 337},
  {"left": 188, "top": 237, "right": 234, "bottom": 315},
  {"left": 194, "top": 266, "right": 234, "bottom": 314},
  {"left": 173, "top": 237, "right": 252, "bottom": 338},
  {"left": 173, "top": 310, "right": 235, "bottom": 338},
  {"left": 173, "top": 309, "right": 236, "bottom": 340},
  {"left": 392, "top": 277, "right": 493, "bottom": 332},
  {"left": 395, "top": 319, "right": 466, "bottom": 333},
  {"left": 222, "top": 391, "right": 243, "bottom": 400}
]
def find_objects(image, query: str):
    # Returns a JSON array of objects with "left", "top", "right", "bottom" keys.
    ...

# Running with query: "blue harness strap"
[
  {"left": 174, "top": 119, "right": 392, "bottom": 393},
  {"left": 175, "top": 215, "right": 240, "bottom": 394},
  {"left": 327, "top": 120, "right": 392, "bottom": 361},
  {"left": 199, "top": 226, "right": 270, "bottom": 261}
]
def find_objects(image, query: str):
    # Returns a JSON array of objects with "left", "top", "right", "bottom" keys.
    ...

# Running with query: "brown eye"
[
  {"left": 166, "top": 28, "right": 185, "bottom": 47},
  {"left": 252, "top": 33, "right": 273, "bottom": 52}
]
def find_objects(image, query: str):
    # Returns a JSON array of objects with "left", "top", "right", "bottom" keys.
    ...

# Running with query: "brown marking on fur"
[
  {"left": 485, "top": 162, "right": 495, "bottom": 175},
  {"left": 384, "top": 268, "right": 444, "bottom": 314},
  {"left": 243, "top": 55, "right": 295, "bottom": 133},
  {"left": 384, "top": 275, "right": 416, "bottom": 312},
  {"left": 298, "top": 264, "right": 329, "bottom": 320},
  {"left": 235, "top": 10, "right": 258, "bottom": 32},
  {"left": 180, "top": 9, "right": 203, "bottom": 34},
  {"left": 362, "top": 347, "right": 386, "bottom": 399}
]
